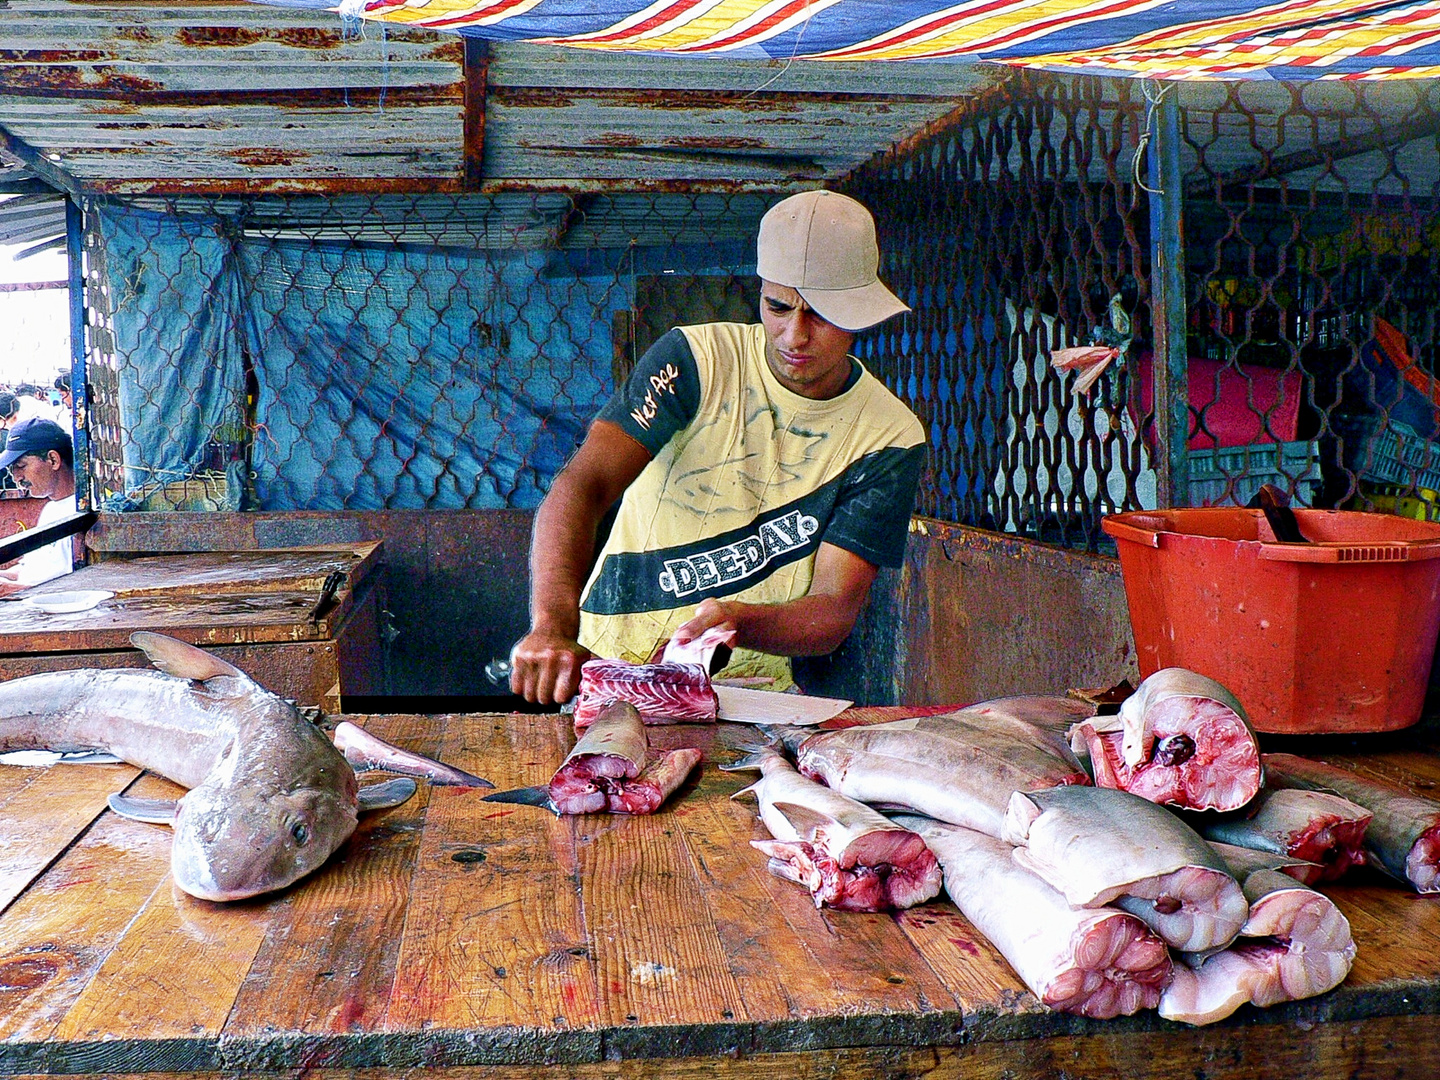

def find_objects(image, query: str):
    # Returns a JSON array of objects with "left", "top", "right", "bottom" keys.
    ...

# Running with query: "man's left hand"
[{"left": 671, "top": 598, "right": 742, "bottom": 647}]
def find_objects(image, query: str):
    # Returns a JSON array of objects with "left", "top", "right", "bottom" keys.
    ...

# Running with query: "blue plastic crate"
[
  {"left": 1186, "top": 439, "right": 1322, "bottom": 507},
  {"left": 1339, "top": 416, "right": 1440, "bottom": 495}
]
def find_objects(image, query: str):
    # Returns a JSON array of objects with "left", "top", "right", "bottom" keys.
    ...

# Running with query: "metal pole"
[
  {"left": 1147, "top": 82, "right": 1189, "bottom": 507},
  {"left": 65, "top": 196, "right": 90, "bottom": 511}
]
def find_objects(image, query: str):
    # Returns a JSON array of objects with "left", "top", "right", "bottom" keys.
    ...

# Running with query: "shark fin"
[
  {"left": 770, "top": 800, "right": 832, "bottom": 840},
  {"left": 334, "top": 721, "right": 492, "bottom": 788},
  {"left": 130, "top": 632, "right": 247, "bottom": 683},
  {"left": 108, "top": 793, "right": 178, "bottom": 825},
  {"left": 730, "top": 780, "right": 761, "bottom": 802},
  {"left": 719, "top": 745, "right": 772, "bottom": 773},
  {"left": 357, "top": 776, "right": 418, "bottom": 811}
]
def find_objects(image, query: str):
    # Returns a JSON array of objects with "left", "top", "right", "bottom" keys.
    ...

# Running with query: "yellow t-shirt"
[{"left": 578, "top": 322, "right": 925, "bottom": 687}]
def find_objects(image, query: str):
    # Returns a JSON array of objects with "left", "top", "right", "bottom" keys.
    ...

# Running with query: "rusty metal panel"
[
  {"left": 894, "top": 518, "right": 1137, "bottom": 704},
  {"left": 0, "top": 0, "right": 464, "bottom": 190}
]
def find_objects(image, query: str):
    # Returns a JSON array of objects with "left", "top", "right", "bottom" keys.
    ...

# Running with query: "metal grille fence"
[{"left": 74, "top": 71, "right": 1440, "bottom": 552}]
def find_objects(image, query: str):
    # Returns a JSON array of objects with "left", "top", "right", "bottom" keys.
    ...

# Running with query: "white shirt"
[
  {"left": 14, "top": 397, "right": 62, "bottom": 426},
  {"left": 14, "top": 495, "right": 77, "bottom": 586}
]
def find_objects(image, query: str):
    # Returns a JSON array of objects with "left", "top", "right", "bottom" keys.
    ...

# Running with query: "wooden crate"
[{"left": 0, "top": 543, "right": 385, "bottom": 709}]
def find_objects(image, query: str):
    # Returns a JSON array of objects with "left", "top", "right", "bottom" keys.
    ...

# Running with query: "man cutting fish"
[{"left": 512, "top": 189, "right": 925, "bottom": 705}]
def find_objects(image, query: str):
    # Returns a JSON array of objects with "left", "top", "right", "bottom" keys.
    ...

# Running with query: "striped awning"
[{"left": 293, "top": 0, "right": 1440, "bottom": 78}]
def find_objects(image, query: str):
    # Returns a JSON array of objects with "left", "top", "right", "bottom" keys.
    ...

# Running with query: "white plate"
[{"left": 26, "top": 589, "right": 115, "bottom": 614}]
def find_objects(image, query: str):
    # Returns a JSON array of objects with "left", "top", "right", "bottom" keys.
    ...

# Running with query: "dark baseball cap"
[{"left": 0, "top": 417, "right": 71, "bottom": 470}]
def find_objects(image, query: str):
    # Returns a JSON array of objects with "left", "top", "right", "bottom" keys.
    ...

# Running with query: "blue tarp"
[{"left": 95, "top": 200, "right": 647, "bottom": 510}]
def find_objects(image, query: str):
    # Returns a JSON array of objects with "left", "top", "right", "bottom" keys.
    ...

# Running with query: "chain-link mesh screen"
[
  {"left": 845, "top": 73, "right": 1151, "bottom": 550},
  {"left": 75, "top": 72, "right": 1440, "bottom": 551},
  {"left": 81, "top": 192, "right": 772, "bottom": 512},
  {"left": 845, "top": 71, "right": 1440, "bottom": 550}
]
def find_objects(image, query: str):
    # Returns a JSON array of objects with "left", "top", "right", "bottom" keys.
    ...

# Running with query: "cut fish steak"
[
  {"left": 901, "top": 816, "right": 1171, "bottom": 1019},
  {"left": 1264, "top": 752, "right": 1440, "bottom": 894},
  {"left": 728, "top": 745, "right": 941, "bottom": 911},
  {"left": 1070, "top": 668, "right": 1261, "bottom": 812},
  {"left": 573, "top": 658, "right": 718, "bottom": 727},
  {"left": 1002, "top": 785, "right": 1248, "bottom": 952},
  {"left": 1198, "top": 787, "right": 1370, "bottom": 882},
  {"left": 1160, "top": 845, "right": 1355, "bottom": 1025},
  {"left": 776, "top": 697, "right": 1094, "bottom": 839},
  {"left": 550, "top": 701, "right": 701, "bottom": 814}
]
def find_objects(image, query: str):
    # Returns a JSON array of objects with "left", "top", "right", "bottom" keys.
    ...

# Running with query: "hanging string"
[{"left": 1133, "top": 80, "right": 1173, "bottom": 196}]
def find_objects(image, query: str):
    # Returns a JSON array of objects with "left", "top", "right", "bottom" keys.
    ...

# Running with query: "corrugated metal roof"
[
  {"left": 0, "top": 0, "right": 1000, "bottom": 195},
  {"left": 0, "top": 1, "right": 1434, "bottom": 250}
]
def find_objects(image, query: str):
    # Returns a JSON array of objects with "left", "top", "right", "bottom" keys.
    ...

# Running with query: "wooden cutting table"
[
  {"left": 0, "top": 543, "right": 385, "bottom": 710},
  {"left": 3, "top": 709, "right": 1440, "bottom": 1080}
]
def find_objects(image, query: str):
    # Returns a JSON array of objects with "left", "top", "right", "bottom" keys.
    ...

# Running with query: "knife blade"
[{"left": 482, "top": 785, "right": 559, "bottom": 813}]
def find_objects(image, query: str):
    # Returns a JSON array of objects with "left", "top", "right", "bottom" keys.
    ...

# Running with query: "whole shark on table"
[{"left": 0, "top": 631, "right": 491, "bottom": 902}]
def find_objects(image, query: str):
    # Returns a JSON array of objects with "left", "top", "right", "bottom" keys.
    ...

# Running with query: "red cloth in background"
[{"left": 1136, "top": 351, "right": 1302, "bottom": 450}]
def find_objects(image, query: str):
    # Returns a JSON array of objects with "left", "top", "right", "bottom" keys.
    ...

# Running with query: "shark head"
[
  {"left": 168, "top": 714, "right": 362, "bottom": 902},
  {"left": 170, "top": 775, "right": 361, "bottom": 902},
  {"left": 126, "top": 631, "right": 365, "bottom": 902}
]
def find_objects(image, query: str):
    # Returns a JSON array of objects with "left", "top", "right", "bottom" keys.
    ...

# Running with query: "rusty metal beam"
[
  {"left": 838, "top": 69, "right": 1019, "bottom": 183},
  {"left": 0, "top": 176, "right": 52, "bottom": 196},
  {"left": 1185, "top": 110, "right": 1440, "bottom": 198},
  {"left": 82, "top": 175, "right": 813, "bottom": 197},
  {"left": 463, "top": 36, "right": 489, "bottom": 192},
  {"left": 0, "top": 124, "right": 80, "bottom": 198},
  {"left": 0, "top": 79, "right": 959, "bottom": 110},
  {"left": 489, "top": 85, "right": 967, "bottom": 109},
  {"left": 0, "top": 81, "right": 461, "bottom": 106},
  {"left": 1148, "top": 84, "right": 1189, "bottom": 509}
]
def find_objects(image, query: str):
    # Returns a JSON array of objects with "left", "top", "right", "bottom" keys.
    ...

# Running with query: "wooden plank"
[
  {"left": 0, "top": 640, "right": 345, "bottom": 710},
  {"left": 0, "top": 762, "right": 140, "bottom": 911},
  {"left": 0, "top": 589, "right": 355, "bottom": 649},
  {"left": 0, "top": 773, "right": 175, "bottom": 1043},
  {"left": 43, "top": 545, "right": 383, "bottom": 599},
  {"left": 217, "top": 715, "right": 438, "bottom": 1063},
  {"left": 1326, "top": 878, "right": 1440, "bottom": 986},
  {"left": 49, "top": 845, "right": 285, "bottom": 1047},
  {"left": 669, "top": 750, "right": 963, "bottom": 1029},
  {"left": 2, "top": 1008, "right": 1438, "bottom": 1079},
  {"left": 383, "top": 713, "right": 602, "bottom": 1051},
  {"left": 893, "top": 903, "right": 1036, "bottom": 1016},
  {"left": 578, "top": 806, "right": 744, "bottom": 1033}
]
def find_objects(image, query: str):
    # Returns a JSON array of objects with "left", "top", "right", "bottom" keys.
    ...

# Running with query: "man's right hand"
[{"left": 509, "top": 628, "right": 593, "bottom": 706}]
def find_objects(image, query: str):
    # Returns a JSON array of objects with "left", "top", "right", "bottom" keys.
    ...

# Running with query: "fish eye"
[{"left": 291, "top": 821, "right": 310, "bottom": 846}]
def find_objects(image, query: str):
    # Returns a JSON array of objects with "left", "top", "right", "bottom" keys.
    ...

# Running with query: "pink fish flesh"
[
  {"left": 573, "top": 658, "right": 718, "bottom": 727},
  {"left": 1198, "top": 787, "right": 1370, "bottom": 881},
  {"left": 549, "top": 701, "right": 701, "bottom": 814},
  {"left": 901, "top": 816, "right": 1170, "bottom": 1018},
  {"left": 1003, "top": 785, "right": 1248, "bottom": 953},
  {"left": 1070, "top": 668, "right": 1261, "bottom": 812},
  {"left": 1160, "top": 851, "right": 1355, "bottom": 1025},
  {"left": 785, "top": 698, "right": 1093, "bottom": 839},
  {"left": 657, "top": 625, "right": 737, "bottom": 671},
  {"left": 1264, "top": 752, "right": 1440, "bottom": 893},
  {"left": 731, "top": 746, "right": 941, "bottom": 911}
]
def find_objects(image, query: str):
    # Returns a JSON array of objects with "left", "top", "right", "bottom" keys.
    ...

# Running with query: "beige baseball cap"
[{"left": 755, "top": 189, "right": 909, "bottom": 332}]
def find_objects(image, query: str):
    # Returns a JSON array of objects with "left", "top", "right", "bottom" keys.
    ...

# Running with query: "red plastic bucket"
[{"left": 1102, "top": 508, "right": 1440, "bottom": 734}]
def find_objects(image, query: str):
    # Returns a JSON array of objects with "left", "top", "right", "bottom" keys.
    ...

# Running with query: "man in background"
[
  {"left": 0, "top": 394, "right": 21, "bottom": 493},
  {"left": 0, "top": 418, "right": 78, "bottom": 595},
  {"left": 54, "top": 373, "right": 72, "bottom": 424}
]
